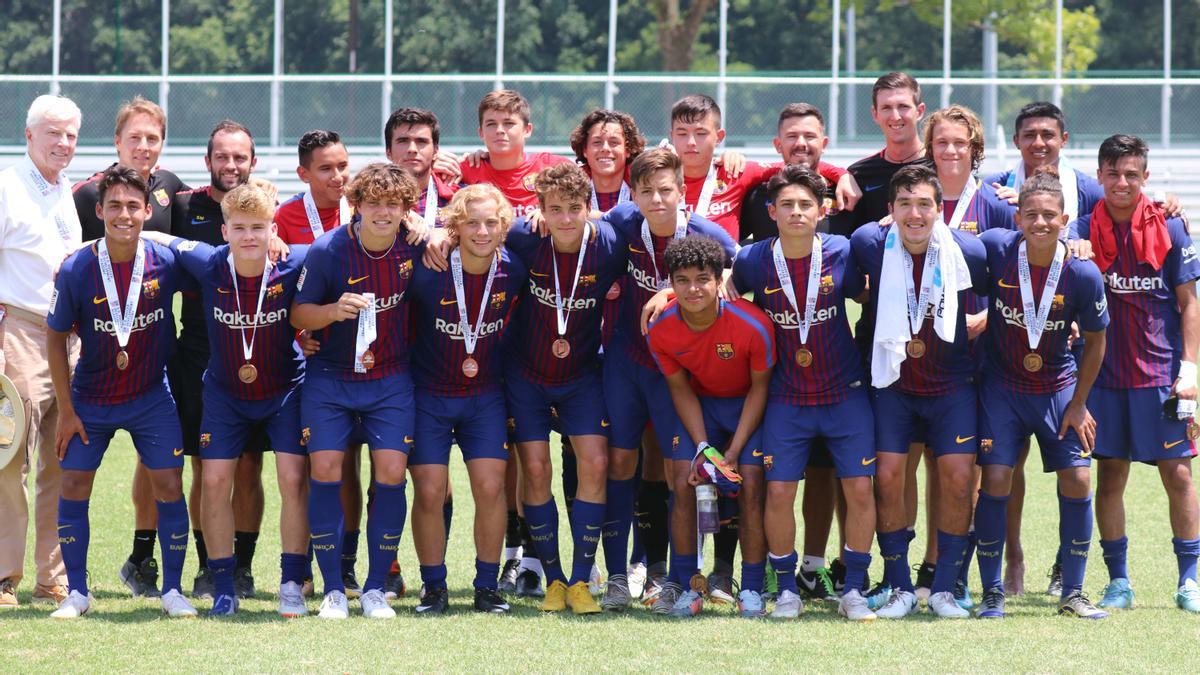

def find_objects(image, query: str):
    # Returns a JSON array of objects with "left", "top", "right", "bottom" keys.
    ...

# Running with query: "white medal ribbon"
[
  {"left": 1017, "top": 240, "right": 1066, "bottom": 350},
  {"left": 226, "top": 253, "right": 271, "bottom": 366},
  {"left": 20, "top": 159, "right": 74, "bottom": 244},
  {"left": 422, "top": 176, "right": 439, "bottom": 227},
  {"left": 902, "top": 241, "right": 941, "bottom": 338},
  {"left": 354, "top": 292, "right": 377, "bottom": 374},
  {"left": 693, "top": 163, "right": 719, "bottom": 217},
  {"left": 772, "top": 235, "right": 822, "bottom": 345},
  {"left": 302, "top": 191, "right": 352, "bottom": 241},
  {"left": 552, "top": 222, "right": 592, "bottom": 338},
  {"left": 97, "top": 239, "right": 146, "bottom": 353},
  {"left": 640, "top": 210, "right": 689, "bottom": 290},
  {"left": 945, "top": 178, "right": 980, "bottom": 230},
  {"left": 451, "top": 249, "right": 499, "bottom": 358},
  {"left": 590, "top": 180, "right": 630, "bottom": 213}
]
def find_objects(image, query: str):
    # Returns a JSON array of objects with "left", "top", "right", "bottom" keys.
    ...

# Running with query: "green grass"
[{"left": 3, "top": 439, "right": 1200, "bottom": 673}]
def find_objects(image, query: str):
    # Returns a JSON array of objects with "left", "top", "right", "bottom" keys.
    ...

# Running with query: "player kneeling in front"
[
  {"left": 47, "top": 166, "right": 196, "bottom": 618},
  {"left": 646, "top": 236, "right": 773, "bottom": 617}
]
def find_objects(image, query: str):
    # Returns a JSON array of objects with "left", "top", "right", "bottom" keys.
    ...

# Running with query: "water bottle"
[{"left": 696, "top": 484, "right": 720, "bottom": 535}]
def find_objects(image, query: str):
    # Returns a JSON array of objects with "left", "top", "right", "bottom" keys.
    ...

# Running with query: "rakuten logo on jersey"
[
  {"left": 1104, "top": 272, "right": 1165, "bottom": 294},
  {"left": 434, "top": 317, "right": 505, "bottom": 340},
  {"left": 212, "top": 306, "right": 289, "bottom": 329},
  {"left": 373, "top": 292, "right": 406, "bottom": 314},
  {"left": 627, "top": 261, "right": 666, "bottom": 293},
  {"left": 766, "top": 305, "right": 839, "bottom": 329},
  {"left": 529, "top": 280, "right": 599, "bottom": 311},
  {"left": 93, "top": 308, "right": 166, "bottom": 335},
  {"left": 993, "top": 298, "right": 1066, "bottom": 332}
]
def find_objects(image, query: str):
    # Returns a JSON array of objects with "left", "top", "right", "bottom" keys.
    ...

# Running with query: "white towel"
[{"left": 871, "top": 222, "right": 973, "bottom": 388}]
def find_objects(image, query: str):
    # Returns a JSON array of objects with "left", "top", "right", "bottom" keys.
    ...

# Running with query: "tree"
[{"left": 651, "top": 0, "right": 718, "bottom": 71}]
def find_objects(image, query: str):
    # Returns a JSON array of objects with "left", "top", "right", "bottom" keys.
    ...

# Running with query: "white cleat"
[
  {"left": 589, "top": 564, "right": 605, "bottom": 595},
  {"left": 278, "top": 581, "right": 308, "bottom": 618},
  {"left": 929, "top": 591, "right": 971, "bottom": 618},
  {"left": 770, "top": 590, "right": 804, "bottom": 619},
  {"left": 627, "top": 562, "right": 647, "bottom": 599},
  {"left": 838, "top": 589, "right": 877, "bottom": 622},
  {"left": 161, "top": 589, "right": 198, "bottom": 618},
  {"left": 875, "top": 589, "right": 918, "bottom": 619},
  {"left": 318, "top": 590, "right": 350, "bottom": 619},
  {"left": 360, "top": 589, "right": 395, "bottom": 619},
  {"left": 50, "top": 590, "right": 91, "bottom": 619}
]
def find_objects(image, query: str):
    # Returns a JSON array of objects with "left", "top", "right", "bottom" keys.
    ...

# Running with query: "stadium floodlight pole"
[
  {"left": 1163, "top": 0, "right": 1172, "bottom": 148},
  {"left": 383, "top": 0, "right": 394, "bottom": 134},
  {"left": 160, "top": 0, "right": 169, "bottom": 118},
  {"left": 942, "top": 0, "right": 951, "bottom": 108},
  {"left": 605, "top": 0, "right": 617, "bottom": 110},
  {"left": 983, "top": 12, "right": 997, "bottom": 143},
  {"left": 846, "top": 3, "right": 855, "bottom": 139},
  {"left": 495, "top": 0, "right": 506, "bottom": 90},
  {"left": 51, "top": 0, "right": 61, "bottom": 95},
  {"left": 829, "top": 0, "right": 840, "bottom": 146},
  {"left": 1053, "top": 0, "right": 1063, "bottom": 108},
  {"left": 271, "top": 0, "right": 283, "bottom": 149},
  {"left": 718, "top": 0, "right": 728, "bottom": 127}
]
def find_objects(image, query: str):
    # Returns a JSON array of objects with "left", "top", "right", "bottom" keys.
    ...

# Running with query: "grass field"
[{"left": 2, "top": 436, "right": 1200, "bottom": 673}]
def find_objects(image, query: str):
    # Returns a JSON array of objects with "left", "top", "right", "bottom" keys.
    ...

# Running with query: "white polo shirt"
[{"left": 0, "top": 154, "right": 81, "bottom": 316}]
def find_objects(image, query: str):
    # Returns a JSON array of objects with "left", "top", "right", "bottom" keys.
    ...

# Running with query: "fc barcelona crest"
[{"left": 715, "top": 343, "right": 735, "bottom": 360}]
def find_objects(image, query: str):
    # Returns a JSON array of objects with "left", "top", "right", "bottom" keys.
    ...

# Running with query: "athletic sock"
[
  {"left": 801, "top": 555, "right": 825, "bottom": 573},
  {"left": 568, "top": 499, "right": 605, "bottom": 585},
  {"left": 1058, "top": 492, "right": 1093, "bottom": 598},
  {"left": 234, "top": 531, "right": 258, "bottom": 570},
  {"left": 210, "top": 556, "right": 236, "bottom": 598},
  {"left": 958, "top": 527, "right": 977, "bottom": 585},
  {"left": 505, "top": 510, "right": 522, "bottom": 550},
  {"left": 974, "top": 490, "right": 1009, "bottom": 592},
  {"left": 443, "top": 496, "right": 453, "bottom": 542},
  {"left": 58, "top": 497, "right": 90, "bottom": 596},
  {"left": 670, "top": 551, "right": 699, "bottom": 587},
  {"left": 602, "top": 477, "right": 636, "bottom": 579},
  {"left": 475, "top": 559, "right": 500, "bottom": 591},
  {"left": 193, "top": 529, "right": 209, "bottom": 569},
  {"left": 1172, "top": 537, "right": 1200, "bottom": 588},
  {"left": 156, "top": 498, "right": 189, "bottom": 594},
  {"left": 308, "top": 479, "right": 345, "bottom": 594},
  {"left": 280, "top": 553, "right": 308, "bottom": 586},
  {"left": 420, "top": 563, "right": 448, "bottom": 591},
  {"left": 129, "top": 529, "right": 156, "bottom": 565},
  {"left": 769, "top": 552, "right": 799, "bottom": 595},
  {"left": 523, "top": 499, "right": 566, "bottom": 584},
  {"left": 713, "top": 507, "right": 739, "bottom": 573},
  {"left": 364, "top": 481, "right": 407, "bottom": 593},
  {"left": 1100, "top": 536, "right": 1129, "bottom": 582},
  {"left": 931, "top": 530, "right": 968, "bottom": 595},
  {"left": 741, "top": 560, "right": 766, "bottom": 594},
  {"left": 842, "top": 547, "right": 872, "bottom": 595},
  {"left": 638, "top": 480, "right": 670, "bottom": 568},
  {"left": 561, "top": 438, "right": 578, "bottom": 516},
  {"left": 341, "top": 529, "right": 360, "bottom": 576},
  {"left": 878, "top": 528, "right": 915, "bottom": 592}
]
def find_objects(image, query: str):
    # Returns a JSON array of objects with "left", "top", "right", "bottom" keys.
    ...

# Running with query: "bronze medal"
[
  {"left": 1188, "top": 422, "right": 1199, "bottom": 442},
  {"left": 552, "top": 338, "right": 571, "bottom": 359},
  {"left": 462, "top": 357, "right": 479, "bottom": 378},
  {"left": 238, "top": 363, "right": 258, "bottom": 384},
  {"left": 795, "top": 347, "right": 813, "bottom": 368},
  {"left": 1023, "top": 353, "right": 1044, "bottom": 372},
  {"left": 906, "top": 338, "right": 926, "bottom": 359},
  {"left": 116, "top": 350, "right": 130, "bottom": 371},
  {"left": 361, "top": 349, "right": 376, "bottom": 371}
]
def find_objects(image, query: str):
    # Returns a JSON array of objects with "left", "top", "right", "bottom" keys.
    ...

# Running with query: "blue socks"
[
  {"left": 364, "top": 481, "right": 407, "bottom": 593},
  {"left": 769, "top": 552, "right": 799, "bottom": 595},
  {"left": 280, "top": 552, "right": 308, "bottom": 586},
  {"left": 1059, "top": 492, "right": 1093, "bottom": 598},
  {"left": 475, "top": 559, "right": 500, "bottom": 590},
  {"left": 569, "top": 499, "right": 605, "bottom": 585},
  {"left": 1100, "top": 536, "right": 1128, "bottom": 581},
  {"left": 443, "top": 497, "right": 454, "bottom": 541},
  {"left": 156, "top": 498, "right": 189, "bottom": 594},
  {"left": 741, "top": 560, "right": 766, "bottom": 594},
  {"left": 974, "top": 490, "right": 1009, "bottom": 592},
  {"left": 210, "top": 555, "right": 236, "bottom": 598},
  {"left": 932, "top": 530, "right": 968, "bottom": 595},
  {"left": 523, "top": 499, "right": 566, "bottom": 584},
  {"left": 308, "top": 479, "right": 345, "bottom": 594},
  {"left": 1173, "top": 537, "right": 1200, "bottom": 587},
  {"left": 669, "top": 551, "right": 699, "bottom": 587},
  {"left": 959, "top": 528, "right": 977, "bottom": 585},
  {"left": 602, "top": 477, "right": 636, "bottom": 579},
  {"left": 842, "top": 548, "right": 872, "bottom": 595},
  {"left": 58, "top": 497, "right": 90, "bottom": 597},
  {"left": 420, "top": 563, "right": 448, "bottom": 591},
  {"left": 878, "top": 528, "right": 915, "bottom": 592}
]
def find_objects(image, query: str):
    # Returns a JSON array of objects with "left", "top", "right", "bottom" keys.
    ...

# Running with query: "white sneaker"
[
  {"left": 589, "top": 564, "right": 605, "bottom": 595},
  {"left": 318, "top": 590, "right": 350, "bottom": 619},
  {"left": 771, "top": 589, "right": 804, "bottom": 619},
  {"left": 50, "top": 590, "right": 90, "bottom": 619},
  {"left": 929, "top": 590, "right": 970, "bottom": 618},
  {"left": 360, "top": 588, "right": 395, "bottom": 619},
  {"left": 161, "top": 589, "right": 198, "bottom": 618},
  {"left": 875, "top": 589, "right": 918, "bottom": 619},
  {"left": 627, "top": 562, "right": 647, "bottom": 599},
  {"left": 838, "top": 589, "right": 877, "bottom": 622},
  {"left": 278, "top": 581, "right": 308, "bottom": 618}
]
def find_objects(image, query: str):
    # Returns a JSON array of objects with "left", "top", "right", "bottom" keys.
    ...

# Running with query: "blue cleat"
[
  {"left": 1097, "top": 578, "right": 1134, "bottom": 610},
  {"left": 976, "top": 588, "right": 1005, "bottom": 618},
  {"left": 1175, "top": 579, "right": 1200, "bottom": 613},
  {"left": 865, "top": 582, "right": 892, "bottom": 611},
  {"left": 208, "top": 593, "right": 238, "bottom": 617},
  {"left": 953, "top": 579, "right": 974, "bottom": 610}
]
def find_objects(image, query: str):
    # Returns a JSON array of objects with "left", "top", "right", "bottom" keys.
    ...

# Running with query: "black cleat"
[
  {"left": 192, "top": 567, "right": 215, "bottom": 600},
  {"left": 913, "top": 561, "right": 936, "bottom": 598},
  {"left": 119, "top": 558, "right": 161, "bottom": 598},
  {"left": 498, "top": 559, "right": 522, "bottom": 594},
  {"left": 830, "top": 558, "right": 872, "bottom": 594},
  {"left": 474, "top": 587, "right": 511, "bottom": 613},
  {"left": 234, "top": 567, "right": 256, "bottom": 599},
  {"left": 343, "top": 570, "right": 362, "bottom": 599},
  {"left": 384, "top": 561, "right": 407, "bottom": 600},
  {"left": 515, "top": 569, "right": 544, "bottom": 598},
  {"left": 415, "top": 586, "right": 449, "bottom": 614}
]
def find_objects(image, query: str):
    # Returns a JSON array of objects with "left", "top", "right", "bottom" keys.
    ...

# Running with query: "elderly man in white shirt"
[{"left": 0, "top": 95, "right": 83, "bottom": 608}]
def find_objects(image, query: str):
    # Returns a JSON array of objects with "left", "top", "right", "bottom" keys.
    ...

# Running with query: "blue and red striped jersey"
[
  {"left": 732, "top": 234, "right": 866, "bottom": 405},
  {"left": 646, "top": 298, "right": 775, "bottom": 398},
  {"left": 505, "top": 219, "right": 628, "bottom": 385},
  {"left": 980, "top": 228, "right": 1109, "bottom": 394},
  {"left": 293, "top": 224, "right": 420, "bottom": 381},
  {"left": 170, "top": 240, "right": 307, "bottom": 400},
  {"left": 408, "top": 249, "right": 527, "bottom": 397},
  {"left": 48, "top": 240, "right": 180, "bottom": 405},
  {"left": 851, "top": 224, "right": 988, "bottom": 396},
  {"left": 1075, "top": 213, "right": 1200, "bottom": 389}
]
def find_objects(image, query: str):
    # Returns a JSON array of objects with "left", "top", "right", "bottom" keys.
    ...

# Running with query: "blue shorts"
[
  {"left": 506, "top": 368, "right": 609, "bottom": 442},
  {"left": 873, "top": 384, "right": 978, "bottom": 457},
  {"left": 762, "top": 387, "right": 876, "bottom": 482},
  {"left": 669, "top": 396, "right": 764, "bottom": 466},
  {"left": 1089, "top": 386, "right": 1198, "bottom": 464},
  {"left": 603, "top": 352, "right": 679, "bottom": 454},
  {"left": 301, "top": 373, "right": 415, "bottom": 453},
  {"left": 199, "top": 385, "right": 304, "bottom": 460},
  {"left": 64, "top": 381, "right": 185, "bottom": 472},
  {"left": 978, "top": 377, "right": 1090, "bottom": 472},
  {"left": 411, "top": 390, "right": 510, "bottom": 465}
]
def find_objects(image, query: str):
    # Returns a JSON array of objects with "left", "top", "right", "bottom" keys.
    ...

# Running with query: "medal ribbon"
[
  {"left": 226, "top": 253, "right": 271, "bottom": 366},
  {"left": 640, "top": 211, "right": 689, "bottom": 290},
  {"left": 945, "top": 178, "right": 979, "bottom": 230},
  {"left": 552, "top": 222, "right": 591, "bottom": 339},
  {"left": 302, "top": 191, "right": 352, "bottom": 241},
  {"left": 354, "top": 292, "right": 377, "bottom": 374},
  {"left": 97, "top": 239, "right": 146, "bottom": 355},
  {"left": 902, "top": 240, "right": 941, "bottom": 339},
  {"left": 21, "top": 160, "right": 74, "bottom": 244},
  {"left": 1017, "top": 240, "right": 1066, "bottom": 350},
  {"left": 422, "top": 176, "right": 439, "bottom": 227},
  {"left": 694, "top": 163, "right": 719, "bottom": 217},
  {"left": 590, "top": 180, "right": 630, "bottom": 213},
  {"left": 451, "top": 249, "right": 499, "bottom": 358},
  {"left": 772, "top": 235, "right": 822, "bottom": 346}
]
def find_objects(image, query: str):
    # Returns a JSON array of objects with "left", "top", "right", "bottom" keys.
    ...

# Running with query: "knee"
[
  {"left": 608, "top": 449, "right": 636, "bottom": 479},
  {"left": 373, "top": 463, "right": 407, "bottom": 486},
  {"left": 309, "top": 454, "right": 343, "bottom": 482},
  {"left": 201, "top": 467, "right": 232, "bottom": 496},
  {"left": 522, "top": 455, "right": 554, "bottom": 488},
  {"left": 151, "top": 471, "right": 184, "bottom": 500},
  {"left": 60, "top": 472, "right": 91, "bottom": 500},
  {"left": 578, "top": 449, "right": 608, "bottom": 482}
]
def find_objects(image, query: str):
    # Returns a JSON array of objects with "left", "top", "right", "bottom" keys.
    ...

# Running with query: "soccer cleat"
[
  {"left": 976, "top": 588, "right": 1006, "bottom": 618},
  {"left": 1097, "top": 578, "right": 1134, "bottom": 610},
  {"left": 50, "top": 590, "right": 91, "bottom": 619},
  {"left": 31, "top": 583, "right": 69, "bottom": 605},
  {"left": 875, "top": 589, "right": 918, "bottom": 619},
  {"left": 515, "top": 569, "right": 544, "bottom": 598},
  {"left": 415, "top": 586, "right": 449, "bottom": 614},
  {"left": 600, "top": 574, "right": 631, "bottom": 612},
  {"left": 830, "top": 558, "right": 872, "bottom": 594},
  {"left": 1058, "top": 592, "right": 1109, "bottom": 620},
  {"left": 669, "top": 589, "right": 704, "bottom": 617},
  {"left": 234, "top": 567, "right": 256, "bottom": 599},
  {"left": 865, "top": 582, "right": 892, "bottom": 611},
  {"left": 1175, "top": 579, "right": 1200, "bottom": 613},
  {"left": 278, "top": 581, "right": 308, "bottom": 618},
  {"left": 539, "top": 580, "right": 569, "bottom": 612},
  {"left": 162, "top": 589, "right": 198, "bottom": 618},
  {"left": 209, "top": 593, "right": 239, "bottom": 617},
  {"left": 770, "top": 590, "right": 803, "bottom": 619},
  {"left": 497, "top": 559, "right": 522, "bottom": 594},
  {"left": 383, "top": 561, "right": 407, "bottom": 600},
  {"left": 640, "top": 562, "right": 668, "bottom": 605},
  {"left": 627, "top": 562, "right": 647, "bottom": 599},
  {"left": 360, "top": 588, "right": 395, "bottom": 619},
  {"left": 567, "top": 581, "right": 602, "bottom": 615},
  {"left": 763, "top": 564, "right": 778, "bottom": 601},
  {"left": 589, "top": 564, "right": 604, "bottom": 596},
  {"left": 796, "top": 566, "right": 834, "bottom": 601},
  {"left": 119, "top": 558, "right": 161, "bottom": 598},
  {"left": 342, "top": 570, "right": 362, "bottom": 599},
  {"left": 737, "top": 589, "right": 767, "bottom": 618},
  {"left": 953, "top": 579, "right": 974, "bottom": 609},
  {"left": 192, "top": 567, "right": 215, "bottom": 600},
  {"left": 650, "top": 582, "right": 682, "bottom": 615},
  {"left": 706, "top": 570, "right": 736, "bottom": 605},
  {"left": 929, "top": 591, "right": 970, "bottom": 618},
  {"left": 837, "top": 589, "right": 876, "bottom": 622},
  {"left": 1045, "top": 562, "right": 1063, "bottom": 597},
  {"left": 913, "top": 561, "right": 936, "bottom": 601},
  {"left": 318, "top": 590, "right": 350, "bottom": 619},
  {"left": 474, "top": 587, "right": 511, "bottom": 614}
]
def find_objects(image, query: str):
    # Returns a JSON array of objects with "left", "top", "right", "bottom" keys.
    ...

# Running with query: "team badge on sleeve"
[
  {"left": 715, "top": 343, "right": 735, "bottom": 360},
  {"left": 154, "top": 188, "right": 170, "bottom": 207}
]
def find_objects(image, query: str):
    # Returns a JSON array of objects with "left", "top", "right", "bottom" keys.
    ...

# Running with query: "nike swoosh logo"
[
  {"left": 93, "top": 295, "right": 107, "bottom": 305},
  {"left": 1071, "top": 539, "right": 1090, "bottom": 546},
  {"left": 217, "top": 288, "right": 232, "bottom": 294},
  {"left": 978, "top": 540, "right": 999, "bottom": 547},
  {"left": 173, "top": 448, "right": 184, "bottom": 456},
  {"left": 956, "top": 435, "right": 976, "bottom": 444},
  {"left": 530, "top": 523, "right": 549, "bottom": 531},
  {"left": 347, "top": 275, "right": 369, "bottom": 285},
  {"left": 530, "top": 270, "right": 549, "bottom": 278},
  {"left": 404, "top": 436, "right": 414, "bottom": 444},
  {"left": 57, "top": 525, "right": 70, "bottom": 530},
  {"left": 585, "top": 524, "right": 601, "bottom": 531},
  {"left": 191, "top": 217, "right": 207, "bottom": 225},
  {"left": 312, "top": 533, "right": 334, "bottom": 539},
  {"left": 1165, "top": 439, "right": 1186, "bottom": 449},
  {"left": 600, "top": 420, "right": 610, "bottom": 428},
  {"left": 752, "top": 450, "right": 764, "bottom": 457},
  {"left": 383, "top": 533, "right": 402, "bottom": 540},
  {"left": 440, "top": 298, "right": 457, "bottom": 306},
  {"left": 1079, "top": 449, "right": 1092, "bottom": 458},
  {"left": 762, "top": 287, "right": 783, "bottom": 295},
  {"left": 861, "top": 457, "right": 877, "bottom": 466},
  {"left": 584, "top": 552, "right": 595, "bottom": 559},
  {"left": 628, "top": 244, "right": 645, "bottom": 254},
  {"left": 998, "top": 279, "right": 1019, "bottom": 289},
  {"left": 171, "top": 533, "right": 187, "bottom": 540},
  {"left": 863, "top": 184, "right": 884, "bottom": 192}
]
